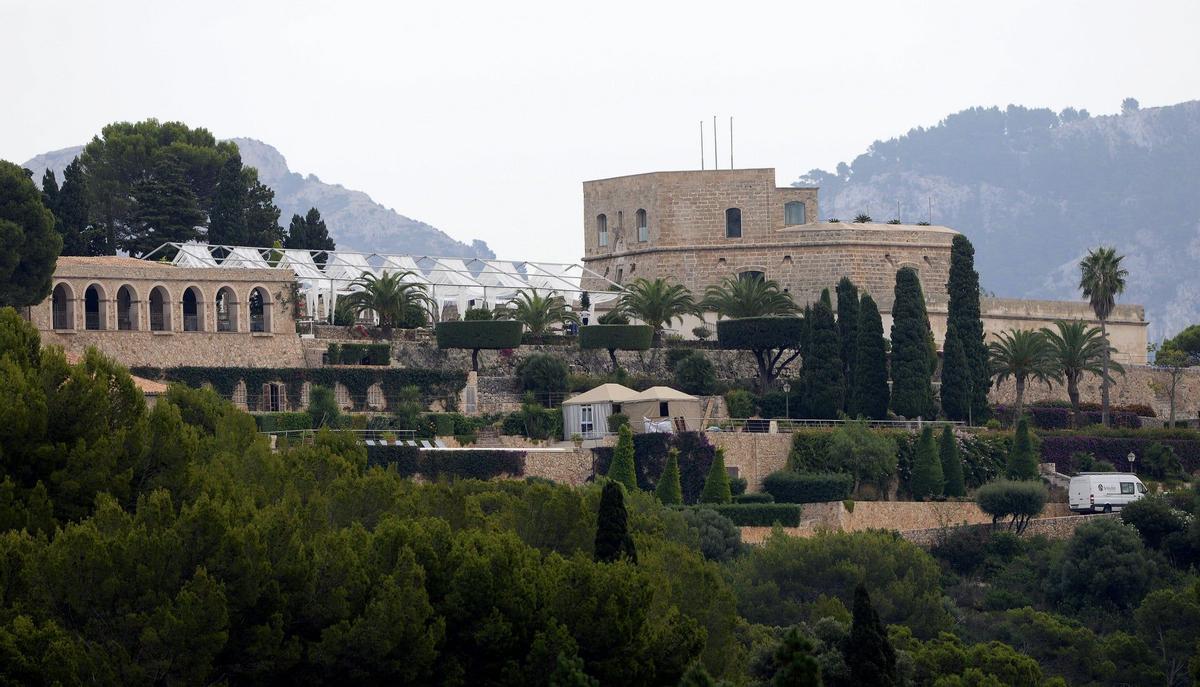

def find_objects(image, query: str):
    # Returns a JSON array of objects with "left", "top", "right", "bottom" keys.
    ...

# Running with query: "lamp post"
[
  {"left": 783, "top": 382, "right": 791, "bottom": 419},
  {"left": 1127, "top": 451, "right": 1136, "bottom": 474}
]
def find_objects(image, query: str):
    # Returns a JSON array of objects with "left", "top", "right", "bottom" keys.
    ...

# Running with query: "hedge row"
[
  {"left": 993, "top": 405, "right": 1141, "bottom": 429},
  {"left": 733, "top": 492, "right": 775, "bottom": 504},
  {"left": 762, "top": 471, "right": 854, "bottom": 503},
  {"left": 326, "top": 343, "right": 391, "bottom": 365},
  {"left": 366, "top": 445, "right": 526, "bottom": 480},
  {"left": 253, "top": 412, "right": 312, "bottom": 432},
  {"left": 691, "top": 503, "right": 803, "bottom": 527},
  {"left": 1021, "top": 399, "right": 1157, "bottom": 417},
  {"left": 579, "top": 325, "right": 653, "bottom": 351},
  {"left": 435, "top": 320, "right": 524, "bottom": 350},
  {"left": 717, "top": 316, "right": 805, "bottom": 350},
  {"left": 1039, "top": 435, "right": 1200, "bottom": 474},
  {"left": 592, "top": 432, "right": 716, "bottom": 505},
  {"left": 130, "top": 366, "right": 466, "bottom": 412}
]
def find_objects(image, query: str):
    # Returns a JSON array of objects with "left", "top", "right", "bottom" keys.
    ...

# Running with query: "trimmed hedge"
[
  {"left": 733, "top": 492, "right": 775, "bottom": 504},
  {"left": 326, "top": 342, "right": 391, "bottom": 366},
  {"left": 692, "top": 503, "right": 802, "bottom": 527},
  {"left": 366, "top": 445, "right": 525, "bottom": 479},
  {"left": 592, "top": 432, "right": 716, "bottom": 504},
  {"left": 716, "top": 316, "right": 805, "bottom": 350},
  {"left": 1039, "top": 435, "right": 1200, "bottom": 474},
  {"left": 993, "top": 404, "right": 1142, "bottom": 429},
  {"left": 435, "top": 319, "right": 523, "bottom": 350},
  {"left": 253, "top": 412, "right": 312, "bottom": 432},
  {"left": 579, "top": 324, "right": 653, "bottom": 352},
  {"left": 762, "top": 471, "right": 853, "bottom": 503}
]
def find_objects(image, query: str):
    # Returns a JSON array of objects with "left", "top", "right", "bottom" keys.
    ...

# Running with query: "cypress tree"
[
  {"left": 909, "top": 425, "right": 943, "bottom": 500},
  {"left": 700, "top": 448, "right": 732, "bottom": 504},
  {"left": 889, "top": 267, "right": 935, "bottom": 419},
  {"left": 1006, "top": 417, "right": 1038, "bottom": 480},
  {"left": 939, "top": 324, "right": 971, "bottom": 421},
  {"left": 57, "top": 159, "right": 92, "bottom": 256},
  {"left": 208, "top": 153, "right": 247, "bottom": 246},
  {"left": 771, "top": 627, "right": 822, "bottom": 687},
  {"left": 947, "top": 234, "right": 990, "bottom": 423},
  {"left": 594, "top": 481, "right": 637, "bottom": 564},
  {"left": 607, "top": 424, "right": 638, "bottom": 491},
  {"left": 40, "top": 169, "right": 60, "bottom": 215},
  {"left": 836, "top": 277, "right": 860, "bottom": 411},
  {"left": 654, "top": 447, "right": 683, "bottom": 505},
  {"left": 800, "top": 301, "right": 844, "bottom": 419},
  {"left": 844, "top": 584, "right": 897, "bottom": 687},
  {"left": 853, "top": 293, "right": 890, "bottom": 419},
  {"left": 819, "top": 288, "right": 832, "bottom": 309},
  {"left": 940, "top": 425, "right": 965, "bottom": 497}
]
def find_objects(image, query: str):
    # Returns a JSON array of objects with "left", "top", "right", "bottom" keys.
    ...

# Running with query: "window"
[
  {"left": 597, "top": 214, "right": 608, "bottom": 247},
  {"left": 216, "top": 287, "right": 237, "bottom": 332},
  {"left": 636, "top": 209, "right": 648, "bottom": 242},
  {"left": 785, "top": 201, "right": 807, "bottom": 225},
  {"left": 116, "top": 285, "right": 137, "bottom": 330},
  {"left": 52, "top": 283, "right": 74, "bottom": 330},
  {"left": 658, "top": 401, "right": 669, "bottom": 417},
  {"left": 616, "top": 268, "right": 623, "bottom": 284},
  {"left": 249, "top": 287, "right": 269, "bottom": 333},
  {"left": 1120, "top": 482, "right": 1135, "bottom": 495},
  {"left": 84, "top": 284, "right": 104, "bottom": 330},
  {"left": 580, "top": 405, "right": 594, "bottom": 435},
  {"left": 1137, "top": 483, "right": 1147, "bottom": 494},
  {"left": 725, "top": 208, "right": 742, "bottom": 238},
  {"left": 739, "top": 270, "right": 765, "bottom": 282},
  {"left": 148, "top": 286, "right": 171, "bottom": 331},
  {"left": 182, "top": 287, "right": 202, "bottom": 331}
]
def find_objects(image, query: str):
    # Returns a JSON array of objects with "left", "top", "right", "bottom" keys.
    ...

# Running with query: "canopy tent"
[
  {"left": 171, "top": 242, "right": 220, "bottom": 268},
  {"left": 278, "top": 250, "right": 333, "bottom": 320},
  {"left": 420, "top": 257, "right": 487, "bottom": 313},
  {"left": 561, "top": 383, "right": 641, "bottom": 440},
  {"left": 223, "top": 247, "right": 272, "bottom": 269},
  {"left": 623, "top": 386, "right": 702, "bottom": 433}
]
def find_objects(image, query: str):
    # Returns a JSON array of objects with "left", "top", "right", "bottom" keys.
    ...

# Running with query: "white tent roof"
[
  {"left": 633, "top": 386, "right": 699, "bottom": 402},
  {"left": 278, "top": 250, "right": 328, "bottom": 282},
  {"left": 563, "top": 383, "right": 641, "bottom": 405},
  {"left": 224, "top": 247, "right": 271, "bottom": 269},
  {"left": 378, "top": 256, "right": 426, "bottom": 284},
  {"left": 474, "top": 259, "right": 531, "bottom": 290},
  {"left": 325, "top": 252, "right": 377, "bottom": 285},
  {"left": 172, "top": 242, "right": 219, "bottom": 268}
]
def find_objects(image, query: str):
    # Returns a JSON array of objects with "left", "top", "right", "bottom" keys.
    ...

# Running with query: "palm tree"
[
  {"left": 617, "top": 277, "right": 698, "bottom": 346},
  {"left": 988, "top": 329, "right": 1056, "bottom": 421},
  {"left": 1079, "top": 247, "right": 1128, "bottom": 426},
  {"left": 339, "top": 270, "right": 435, "bottom": 339},
  {"left": 499, "top": 289, "right": 579, "bottom": 335},
  {"left": 1041, "top": 320, "right": 1124, "bottom": 428},
  {"left": 701, "top": 273, "right": 799, "bottom": 318}
]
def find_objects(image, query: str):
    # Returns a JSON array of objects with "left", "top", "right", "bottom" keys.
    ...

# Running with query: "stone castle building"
[{"left": 580, "top": 168, "right": 1148, "bottom": 364}]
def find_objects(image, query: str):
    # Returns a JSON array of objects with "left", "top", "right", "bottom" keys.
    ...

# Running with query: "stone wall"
[
  {"left": 707, "top": 433, "right": 793, "bottom": 491},
  {"left": 522, "top": 449, "right": 595, "bottom": 486},
  {"left": 899, "top": 512, "right": 1118, "bottom": 547},
  {"left": 990, "top": 364, "right": 1200, "bottom": 422}
]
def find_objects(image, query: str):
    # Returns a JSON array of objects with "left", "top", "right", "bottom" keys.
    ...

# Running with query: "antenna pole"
[
  {"left": 896, "top": 199, "right": 900, "bottom": 222},
  {"left": 928, "top": 196, "right": 932, "bottom": 224},
  {"left": 729, "top": 116, "right": 734, "bottom": 169},
  {"left": 700, "top": 121, "right": 705, "bottom": 170},
  {"left": 713, "top": 115, "right": 718, "bottom": 170}
]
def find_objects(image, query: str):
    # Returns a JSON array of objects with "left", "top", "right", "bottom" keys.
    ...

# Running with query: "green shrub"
[
  {"left": 655, "top": 448, "right": 683, "bottom": 505},
  {"left": 666, "top": 348, "right": 696, "bottom": 370},
  {"left": 700, "top": 448, "right": 732, "bottom": 503},
  {"left": 725, "top": 389, "right": 757, "bottom": 418},
  {"left": 976, "top": 480, "right": 1048, "bottom": 533},
  {"left": 308, "top": 385, "right": 341, "bottom": 428},
  {"left": 608, "top": 424, "right": 638, "bottom": 490},
  {"left": 733, "top": 492, "right": 775, "bottom": 504},
  {"left": 326, "top": 342, "right": 391, "bottom": 365},
  {"left": 433, "top": 413, "right": 455, "bottom": 437},
  {"left": 729, "top": 475, "right": 747, "bottom": 496},
  {"left": 692, "top": 325, "right": 713, "bottom": 340},
  {"left": 1142, "top": 442, "right": 1184, "bottom": 480},
  {"left": 516, "top": 354, "right": 570, "bottom": 394},
  {"left": 674, "top": 354, "right": 718, "bottom": 395},
  {"left": 696, "top": 503, "right": 802, "bottom": 527},
  {"left": 762, "top": 471, "right": 854, "bottom": 503},
  {"left": 909, "top": 426, "right": 944, "bottom": 500},
  {"left": 435, "top": 320, "right": 523, "bottom": 351},
  {"left": 680, "top": 506, "right": 745, "bottom": 561},
  {"left": 607, "top": 413, "right": 630, "bottom": 433},
  {"left": 1005, "top": 418, "right": 1038, "bottom": 480},
  {"left": 365, "top": 445, "right": 525, "bottom": 479},
  {"left": 463, "top": 306, "right": 494, "bottom": 321},
  {"left": 716, "top": 317, "right": 805, "bottom": 351},
  {"left": 254, "top": 412, "right": 313, "bottom": 432},
  {"left": 592, "top": 432, "right": 717, "bottom": 504},
  {"left": 579, "top": 324, "right": 653, "bottom": 352}
]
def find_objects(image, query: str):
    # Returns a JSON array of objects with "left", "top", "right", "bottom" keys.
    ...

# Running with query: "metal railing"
[
  {"left": 263, "top": 428, "right": 419, "bottom": 445},
  {"left": 587, "top": 416, "right": 965, "bottom": 436}
]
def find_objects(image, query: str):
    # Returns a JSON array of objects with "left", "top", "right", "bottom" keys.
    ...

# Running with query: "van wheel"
[{"left": 1103, "top": 505, "right": 1112, "bottom": 513}]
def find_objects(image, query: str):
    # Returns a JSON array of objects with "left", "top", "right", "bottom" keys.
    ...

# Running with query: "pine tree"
[
  {"left": 800, "top": 301, "right": 844, "bottom": 419},
  {"left": 123, "top": 155, "right": 206, "bottom": 257},
  {"left": 836, "top": 277, "right": 860, "bottom": 411},
  {"left": 284, "top": 207, "right": 336, "bottom": 252},
  {"left": 939, "top": 324, "right": 971, "bottom": 421},
  {"left": 677, "top": 662, "right": 717, "bottom": 687},
  {"left": 909, "top": 425, "right": 943, "bottom": 500},
  {"left": 40, "top": 169, "right": 60, "bottom": 214},
  {"left": 700, "top": 448, "right": 732, "bottom": 504},
  {"left": 607, "top": 424, "right": 638, "bottom": 491},
  {"left": 0, "top": 161, "right": 61, "bottom": 307},
  {"left": 940, "top": 425, "right": 965, "bottom": 497},
  {"left": 889, "top": 268, "right": 935, "bottom": 419},
  {"left": 208, "top": 154, "right": 247, "bottom": 245},
  {"left": 852, "top": 293, "right": 890, "bottom": 419},
  {"left": 947, "top": 234, "right": 990, "bottom": 423},
  {"left": 594, "top": 481, "right": 637, "bottom": 564},
  {"left": 57, "top": 159, "right": 92, "bottom": 256},
  {"left": 655, "top": 448, "right": 683, "bottom": 505},
  {"left": 1006, "top": 417, "right": 1038, "bottom": 480},
  {"left": 771, "top": 627, "right": 823, "bottom": 687},
  {"left": 844, "top": 584, "right": 897, "bottom": 687},
  {"left": 244, "top": 176, "right": 284, "bottom": 246}
]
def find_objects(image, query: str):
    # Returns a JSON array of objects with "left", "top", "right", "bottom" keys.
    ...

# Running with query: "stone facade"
[
  {"left": 28, "top": 256, "right": 305, "bottom": 368},
  {"left": 991, "top": 364, "right": 1200, "bottom": 422},
  {"left": 707, "top": 433, "right": 793, "bottom": 492}
]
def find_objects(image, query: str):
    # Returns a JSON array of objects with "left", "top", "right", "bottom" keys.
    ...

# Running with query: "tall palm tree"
[
  {"left": 701, "top": 273, "right": 799, "bottom": 318},
  {"left": 988, "top": 328, "right": 1056, "bottom": 421},
  {"left": 340, "top": 270, "right": 435, "bottom": 339},
  {"left": 498, "top": 289, "right": 579, "bottom": 335},
  {"left": 1041, "top": 320, "right": 1123, "bottom": 428},
  {"left": 617, "top": 277, "right": 698, "bottom": 346},
  {"left": 1079, "top": 246, "right": 1128, "bottom": 426}
]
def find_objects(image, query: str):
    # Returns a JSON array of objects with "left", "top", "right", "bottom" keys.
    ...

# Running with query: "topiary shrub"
[
  {"left": 593, "top": 431, "right": 717, "bottom": 504},
  {"left": 1005, "top": 418, "right": 1038, "bottom": 480},
  {"left": 674, "top": 354, "right": 718, "bottom": 395},
  {"left": 515, "top": 354, "right": 569, "bottom": 394},
  {"left": 579, "top": 325, "right": 653, "bottom": 371},
  {"left": 729, "top": 476, "right": 747, "bottom": 496},
  {"left": 436, "top": 319, "right": 523, "bottom": 371},
  {"left": 254, "top": 412, "right": 313, "bottom": 432},
  {"left": 692, "top": 325, "right": 713, "bottom": 340},
  {"left": 762, "top": 471, "right": 854, "bottom": 503},
  {"left": 733, "top": 492, "right": 774, "bottom": 504},
  {"left": 700, "top": 448, "right": 732, "bottom": 503},
  {"left": 976, "top": 480, "right": 1048, "bottom": 534}
]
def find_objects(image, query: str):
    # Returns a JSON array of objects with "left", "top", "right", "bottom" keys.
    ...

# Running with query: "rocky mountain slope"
[
  {"left": 798, "top": 100, "right": 1200, "bottom": 340},
  {"left": 22, "top": 139, "right": 493, "bottom": 259}
]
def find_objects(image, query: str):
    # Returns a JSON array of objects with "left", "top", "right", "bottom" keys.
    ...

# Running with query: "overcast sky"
[{"left": 3, "top": 0, "right": 1198, "bottom": 262}]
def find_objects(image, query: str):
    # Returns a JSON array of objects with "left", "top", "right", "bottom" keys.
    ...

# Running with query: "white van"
[{"left": 1068, "top": 473, "right": 1148, "bottom": 513}]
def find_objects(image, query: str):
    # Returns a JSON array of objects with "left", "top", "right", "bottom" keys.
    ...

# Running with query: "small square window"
[{"left": 1120, "top": 482, "right": 1135, "bottom": 495}]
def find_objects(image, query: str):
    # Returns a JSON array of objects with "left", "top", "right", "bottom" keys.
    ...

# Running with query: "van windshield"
[{"left": 1137, "top": 483, "right": 1147, "bottom": 494}]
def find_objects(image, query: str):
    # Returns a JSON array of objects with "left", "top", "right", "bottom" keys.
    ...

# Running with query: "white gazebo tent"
[
  {"left": 278, "top": 249, "right": 333, "bottom": 320},
  {"left": 624, "top": 386, "right": 702, "bottom": 432},
  {"left": 473, "top": 259, "right": 531, "bottom": 302},
  {"left": 560, "top": 383, "right": 641, "bottom": 440},
  {"left": 418, "top": 257, "right": 485, "bottom": 316},
  {"left": 323, "top": 252, "right": 378, "bottom": 320},
  {"left": 222, "top": 246, "right": 272, "bottom": 269},
  {"left": 171, "top": 242, "right": 219, "bottom": 268}
]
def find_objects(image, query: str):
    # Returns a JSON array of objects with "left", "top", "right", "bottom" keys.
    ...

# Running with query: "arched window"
[
  {"left": 739, "top": 270, "right": 765, "bottom": 283},
  {"left": 784, "top": 201, "right": 807, "bottom": 225},
  {"left": 84, "top": 284, "right": 105, "bottom": 330},
  {"left": 216, "top": 287, "right": 238, "bottom": 332},
  {"left": 596, "top": 214, "right": 608, "bottom": 247},
  {"left": 148, "top": 286, "right": 171, "bottom": 331},
  {"left": 249, "top": 287, "right": 270, "bottom": 333},
  {"left": 636, "top": 209, "right": 648, "bottom": 242},
  {"left": 52, "top": 283, "right": 74, "bottom": 330},
  {"left": 116, "top": 285, "right": 138, "bottom": 330},
  {"left": 725, "top": 208, "right": 742, "bottom": 238},
  {"left": 182, "top": 287, "right": 203, "bottom": 331}
]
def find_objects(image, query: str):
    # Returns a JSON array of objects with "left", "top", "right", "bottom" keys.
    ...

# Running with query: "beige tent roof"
[
  {"left": 563, "top": 383, "right": 641, "bottom": 405},
  {"left": 634, "top": 386, "right": 699, "bottom": 402}
]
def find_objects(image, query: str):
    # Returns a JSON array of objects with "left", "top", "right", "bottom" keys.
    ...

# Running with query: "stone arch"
[
  {"left": 182, "top": 285, "right": 206, "bottom": 331},
  {"left": 215, "top": 286, "right": 239, "bottom": 332},
  {"left": 52, "top": 282, "right": 75, "bottom": 330},
  {"left": 366, "top": 383, "right": 386, "bottom": 411},
  {"left": 83, "top": 282, "right": 107, "bottom": 330},
  {"left": 148, "top": 285, "right": 173, "bottom": 332},
  {"left": 116, "top": 284, "right": 139, "bottom": 330},
  {"left": 231, "top": 380, "right": 248, "bottom": 409},
  {"left": 300, "top": 382, "right": 312, "bottom": 408},
  {"left": 334, "top": 382, "right": 353, "bottom": 411},
  {"left": 248, "top": 285, "right": 272, "bottom": 333}
]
